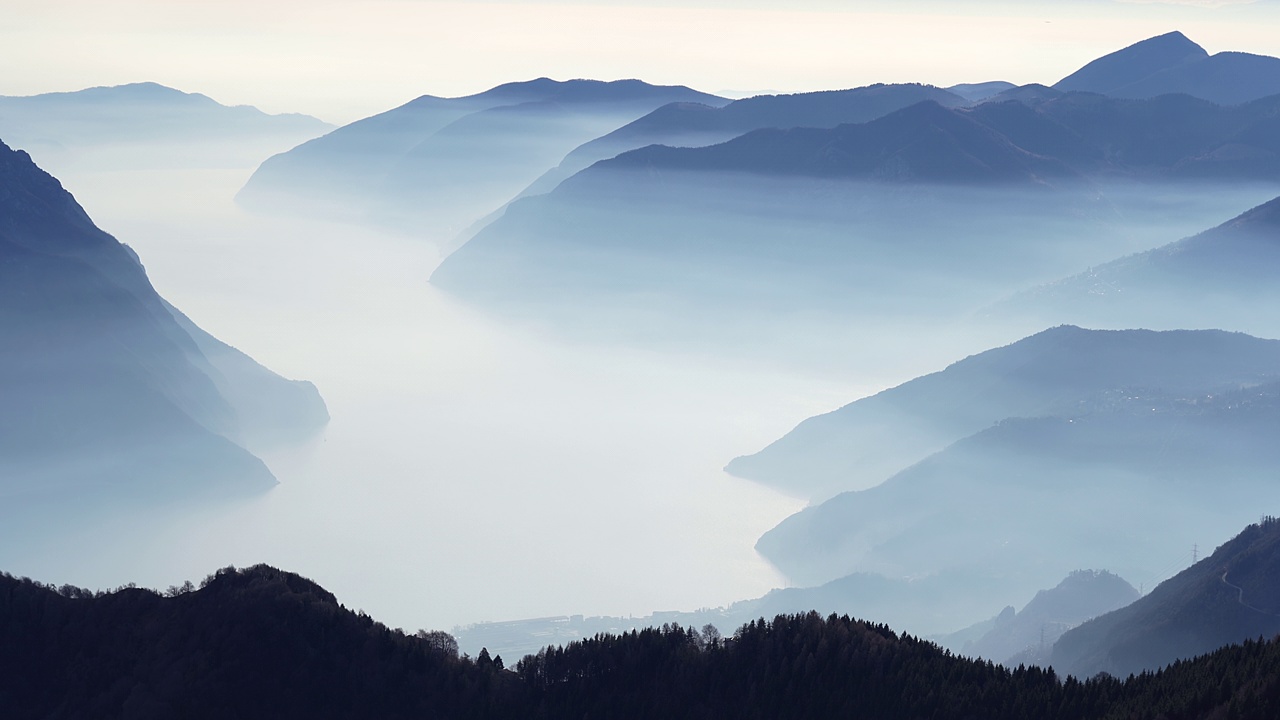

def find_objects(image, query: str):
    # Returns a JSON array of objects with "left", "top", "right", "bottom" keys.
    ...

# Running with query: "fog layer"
[{"left": 0, "top": 160, "right": 870, "bottom": 633}]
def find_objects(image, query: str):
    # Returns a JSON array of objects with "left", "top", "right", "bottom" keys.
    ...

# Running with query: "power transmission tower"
[{"left": 1192, "top": 544, "right": 1198, "bottom": 564}]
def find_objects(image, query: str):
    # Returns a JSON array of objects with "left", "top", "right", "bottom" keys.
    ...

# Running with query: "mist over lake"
[{"left": 0, "top": 158, "right": 883, "bottom": 632}]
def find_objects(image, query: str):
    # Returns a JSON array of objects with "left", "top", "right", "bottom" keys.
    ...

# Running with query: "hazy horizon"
[{"left": 3, "top": 1, "right": 1279, "bottom": 123}]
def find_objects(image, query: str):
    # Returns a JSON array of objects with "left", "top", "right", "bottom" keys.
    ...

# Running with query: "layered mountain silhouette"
[
  {"left": 432, "top": 88, "right": 1280, "bottom": 342},
  {"left": 6, "top": 563, "right": 1280, "bottom": 719},
  {"left": 0, "top": 140, "right": 327, "bottom": 500},
  {"left": 1055, "top": 31, "right": 1280, "bottom": 106},
  {"left": 729, "top": 325, "right": 1280, "bottom": 499},
  {"left": 1052, "top": 518, "right": 1280, "bottom": 679},
  {"left": 947, "top": 81, "right": 1017, "bottom": 103},
  {"left": 508, "top": 83, "right": 968, "bottom": 201},
  {"left": 1002, "top": 196, "right": 1280, "bottom": 335},
  {"left": 748, "top": 326, "right": 1280, "bottom": 615},
  {"left": 237, "top": 78, "right": 726, "bottom": 233},
  {"left": 0, "top": 82, "right": 331, "bottom": 167},
  {"left": 949, "top": 570, "right": 1140, "bottom": 667}
]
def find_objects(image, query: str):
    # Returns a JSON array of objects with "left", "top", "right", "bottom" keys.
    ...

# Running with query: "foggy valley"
[{"left": 6, "top": 12, "right": 1280, "bottom": 718}]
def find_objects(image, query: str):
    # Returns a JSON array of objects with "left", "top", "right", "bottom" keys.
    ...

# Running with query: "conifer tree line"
[{"left": 2, "top": 564, "right": 1279, "bottom": 719}]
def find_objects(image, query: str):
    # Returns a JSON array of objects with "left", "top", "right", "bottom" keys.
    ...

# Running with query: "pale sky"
[{"left": 4, "top": 0, "right": 1279, "bottom": 124}]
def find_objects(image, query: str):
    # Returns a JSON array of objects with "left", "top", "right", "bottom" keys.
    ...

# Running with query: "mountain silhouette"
[
  {"left": 0, "top": 82, "right": 330, "bottom": 165},
  {"left": 956, "top": 570, "right": 1140, "bottom": 667},
  {"left": 237, "top": 77, "right": 725, "bottom": 233},
  {"left": 947, "top": 81, "right": 1017, "bottom": 102},
  {"left": 6, "top": 563, "right": 1280, "bottom": 718},
  {"left": 1056, "top": 32, "right": 1209, "bottom": 96},
  {"left": 597, "top": 100, "right": 1075, "bottom": 184},
  {"left": 432, "top": 88, "right": 1280, "bottom": 338},
  {"left": 1052, "top": 518, "right": 1280, "bottom": 678},
  {"left": 502, "top": 84, "right": 967, "bottom": 207},
  {"left": 1003, "top": 196, "right": 1280, "bottom": 334},
  {"left": 1055, "top": 31, "right": 1280, "bottom": 105},
  {"left": 728, "top": 325, "right": 1280, "bottom": 500},
  {"left": 0, "top": 140, "right": 327, "bottom": 500}
]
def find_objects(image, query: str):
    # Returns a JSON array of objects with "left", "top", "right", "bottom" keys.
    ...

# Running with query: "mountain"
[
  {"left": 728, "top": 325, "right": 1280, "bottom": 500},
  {"left": 236, "top": 78, "right": 726, "bottom": 233},
  {"left": 0, "top": 139, "right": 327, "bottom": 500},
  {"left": 0, "top": 82, "right": 331, "bottom": 167},
  {"left": 6, "top": 564, "right": 1280, "bottom": 719},
  {"left": 948, "top": 81, "right": 1017, "bottom": 102},
  {"left": 1054, "top": 31, "right": 1280, "bottom": 106},
  {"left": 1052, "top": 518, "right": 1280, "bottom": 679},
  {"left": 510, "top": 84, "right": 968, "bottom": 200},
  {"left": 953, "top": 570, "right": 1140, "bottom": 667},
  {"left": 1055, "top": 32, "right": 1209, "bottom": 97},
  {"left": 1001, "top": 196, "right": 1280, "bottom": 335},
  {"left": 431, "top": 90, "right": 1280, "bottom": 355}
]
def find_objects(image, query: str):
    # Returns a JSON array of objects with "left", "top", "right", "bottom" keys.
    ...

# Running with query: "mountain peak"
[{"left": 1055, "top": 31, "right": 1208, "bottom": 95}]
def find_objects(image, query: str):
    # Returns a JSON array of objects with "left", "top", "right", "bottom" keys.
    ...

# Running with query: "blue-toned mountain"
[{"left": 0, "top": 140, "right": 326, "bottom": 501}]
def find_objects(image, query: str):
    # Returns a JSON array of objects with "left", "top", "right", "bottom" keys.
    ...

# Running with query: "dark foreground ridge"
[{"left": 4, "top": 564, "right": 1280, "bottom": 719}]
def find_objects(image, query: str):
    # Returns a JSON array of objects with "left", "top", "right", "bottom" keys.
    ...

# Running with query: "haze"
[
  {"left": 5, "top": 2, "right": 1280, "bottom": 659},
  {"left": 1, "top": 1, "right": 1276, "bottom": 123}
]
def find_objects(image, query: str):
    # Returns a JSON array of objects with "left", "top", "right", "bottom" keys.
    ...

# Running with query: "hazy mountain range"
[
  {"left": 0, "top": 140, "right": 327, "bottom": 503},
  {"left": 941, "top": 570, "right": 1140, "bottom": 667},
  {"left": 999, "top": 195, "right": 1280, "bottom": 337},
  {"left": 236, "top": 78, "right": 727, "bottom": 233},
  {"left": 733, "top": 326, "right": 1280, "bottom": 631},
  {"left": 0, "top": 82, "right": 331, "bottom": 169},
  {"left": 428, "top": 89, "right": 1280, "bottom": 351}
]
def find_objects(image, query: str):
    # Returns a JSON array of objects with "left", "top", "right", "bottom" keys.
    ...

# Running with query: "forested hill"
[{"left": 4, "top": 565, "right": 1280, "bottom": 719}]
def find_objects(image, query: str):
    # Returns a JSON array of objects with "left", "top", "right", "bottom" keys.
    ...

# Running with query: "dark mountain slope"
[
  {"left": 0, "top": 140, "right": 326, "bottom": 497},
  {"left": 0, "top": 565, "right": 513, "bottom": 719},
  {"left": 1053, "top": 518, "right": 1280, "bottom": 679},
  {"left": 728, "top": 326, "right": 1280, "bottom": 499}
]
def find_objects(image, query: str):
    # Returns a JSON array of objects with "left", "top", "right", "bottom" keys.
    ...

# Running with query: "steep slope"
[
  {"left": 757, "top": 378, "right": 1280, "bottom": 591},
  {"left": 0, "top": 139, "right": 327, "bottom": 498},
  {"left": 1052, "top": 518, "right": 1280, "bottom": 679},
  {"left": 1054, "top": 32, "right": 1209, "bottom": 96},
  {"left": 1055, "top": 32, "right": 1280, "bottom": 105},
  {"left": 728, "top": 326, "right": 1280, "bottom": 499},
  {"left": 237, "top": 77, "right": 726, "bottom": 232},
  {"left": 1004, "top": 195, "right": 1280, "bottom": 335},
  {"left": 960, "top": 570, "right": 1140, "bottom": 666}
]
